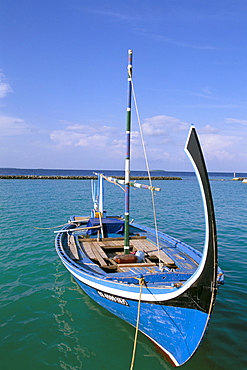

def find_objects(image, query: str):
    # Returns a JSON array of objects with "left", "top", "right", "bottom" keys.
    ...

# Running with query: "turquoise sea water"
[{"left": 1, "top": 173, "right": 246, "bottom": 370}]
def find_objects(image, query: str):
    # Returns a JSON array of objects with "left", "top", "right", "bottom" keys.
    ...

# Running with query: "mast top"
[{"left": 127, "top": 50, "right": 133, "bottom": 79}]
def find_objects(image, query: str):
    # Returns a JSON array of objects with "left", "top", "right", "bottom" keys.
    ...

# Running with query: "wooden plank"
[
  {"left": 111, "top": 240, "right": 124, "bottom": 247},
  {"left": 91, "top": 244, "right": 106, "bottom": 266},
  {"left": 83, "top": 235, "right": 146, "bottom": 242},
  {"left": 142, "top": 239, "right": 158, "bottom": 251},
  {"left": 131, "top": 239, "right": 155, "bottom": 253},
  {"left": 92, "top": 242, "right": 119, "bottom": 266},
  {"left": 102, "top": 240, "right": 134, "bottom": 251},
  {"left": 73, "top": 216, "right": 89, "bottom": 222},
  {"left": 92, "top": 242, "right": 108, "bottom": 259},
  {"left": 82, "top": 237, "right": 174, "bottom": 267},
  {"left": 100, "top": 240, "right": 115, "bottom": 248},
  {"left": 68, "top": 235, "right": 80, "bottom": 260},
  {"left": 81, "top": 240, "right": 117, "bottom": 265},
  {"left": 131, "top": 239, "right": 175, "bottom": 266},
  {"left": 81, "top": 241, "right": 106, "bottom": 266},
  {"left": 131, "top": 239, "right": 149, "bottom": 252},
  {"left": 100, "top": 240, "right": 123, "bottom": 249},
  {"left": 116, "top": 262, "right": 156, "bottom": 268},
  {"left": 82, "top": 241, "right": 96, "bottom": 260},
  {"left": 150, "top": 250, "right": 174, "bottom": 265}
]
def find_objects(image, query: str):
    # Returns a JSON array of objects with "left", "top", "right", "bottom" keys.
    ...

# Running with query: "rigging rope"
[
  {"left": 130, "top": 77, "right": 163, "bottom": 270},
  {"left": 130, "top": 277, "right": 144, "bottom": 370},
  {"left": 32, "top": 223, "right": 69, "bottom": 230}
]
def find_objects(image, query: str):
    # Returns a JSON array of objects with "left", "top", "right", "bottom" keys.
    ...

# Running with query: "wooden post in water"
[{"left": 124, "top": 49, "right": 133, "bottom": 254}]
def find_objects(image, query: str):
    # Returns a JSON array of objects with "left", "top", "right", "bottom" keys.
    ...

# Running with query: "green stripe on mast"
[{"left": 124, "top": 49, "right": 133, "bottom": 254}]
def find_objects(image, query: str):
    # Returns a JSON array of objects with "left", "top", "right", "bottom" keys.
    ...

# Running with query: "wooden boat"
[{"left": 55, "top": 50, "right": 224, "bottom": 367}]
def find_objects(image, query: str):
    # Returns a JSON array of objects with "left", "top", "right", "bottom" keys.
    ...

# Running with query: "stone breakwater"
[{"left": 0, "top": 175, "right": 182, "bottom": 180}]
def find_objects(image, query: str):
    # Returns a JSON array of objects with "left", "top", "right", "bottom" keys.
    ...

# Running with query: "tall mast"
[{"left": 124, "top": 49, "right": 133, "bottom": 254}]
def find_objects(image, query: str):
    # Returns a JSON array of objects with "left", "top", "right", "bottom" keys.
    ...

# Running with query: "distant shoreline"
[{"left": 0, "top": 175, "right": 182, "bottom": 180}]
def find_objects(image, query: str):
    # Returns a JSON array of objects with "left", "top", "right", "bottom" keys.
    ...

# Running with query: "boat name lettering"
[{"left": 97, "top": 291, "right": 129, "bottom": 306}]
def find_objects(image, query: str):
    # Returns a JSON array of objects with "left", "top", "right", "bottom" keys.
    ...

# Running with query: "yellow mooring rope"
[{"left": 130, "top": 277, "right": 144, "bottom": 370}]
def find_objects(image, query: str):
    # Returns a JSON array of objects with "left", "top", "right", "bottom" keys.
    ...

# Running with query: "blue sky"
[{"left": 1, "top": 0, "right": 247, "bottom": 172}]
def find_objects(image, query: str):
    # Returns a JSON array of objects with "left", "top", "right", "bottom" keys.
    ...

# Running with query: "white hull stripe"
[{"left": 63, "top": 260, "right": 205, "bottom": 302}]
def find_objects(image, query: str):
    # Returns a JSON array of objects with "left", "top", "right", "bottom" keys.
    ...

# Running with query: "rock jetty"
[
  {"left": 232, "top": 177, "right": 247, "bottom": 181},
  {"left": 0, "top": 175, "right": 182, "bottom": 180}
]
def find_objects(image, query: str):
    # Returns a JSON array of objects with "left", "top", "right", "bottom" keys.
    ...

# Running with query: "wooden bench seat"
[{"left": 80, "top": 236, "right": 175, "bottom": 268}]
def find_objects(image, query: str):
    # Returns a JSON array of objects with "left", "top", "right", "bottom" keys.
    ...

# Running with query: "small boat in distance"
[{"left": 55, "top": 50, "right": 224, "bottom": 367}]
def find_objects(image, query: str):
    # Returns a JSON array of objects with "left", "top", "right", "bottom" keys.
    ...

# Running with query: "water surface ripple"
[{"left": 1, "top": 174, "right": 246, "bottom": 369}]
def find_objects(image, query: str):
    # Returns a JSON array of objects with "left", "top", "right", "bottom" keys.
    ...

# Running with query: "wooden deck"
[{"left": 78, "top": 236, "right": 175, "bottom": 270}]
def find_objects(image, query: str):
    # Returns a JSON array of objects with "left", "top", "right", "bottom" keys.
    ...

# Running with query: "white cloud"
[
  {"left": 49, "top": 117, "right": 191, "bottom": 168},
  {"left": 199, "top": 132, "right": 243, "bottom": 162},
  {"left": 76, "top": 134, "right": 108, "bottom": 148},
  {"left": 50, "top": 123, "right": 123, "bottom": 150},
  {"left": 200, "top": 124, "right": 219, "bottom": 134},
  {"left": 50, "top": 130, "right": 82, "bottom": 146},
  {"left": 225, "top": 118, "right": 247, "bottom": 125},
  {"left": 0, "top": 73, "right": 12, "bottom": 98},
  {"left": 47, "top": 116, "right": 247, "bottom": 171},
  {"left": 200, "top": 134, "right": 233, "bottom": 151},
  {"left": 0, "top": 115, "right": 30, "bottom": 136},
  {"left": 142, "top": 115, "right": 189, "bottom": 137}
]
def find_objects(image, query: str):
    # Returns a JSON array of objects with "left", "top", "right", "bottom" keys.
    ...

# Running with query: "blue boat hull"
[
  {"left": 73, "top": 274, "right": 209, "bottom": 366},
  {"left": 54, "top": 126, "right": 224, "bottom": 367}
]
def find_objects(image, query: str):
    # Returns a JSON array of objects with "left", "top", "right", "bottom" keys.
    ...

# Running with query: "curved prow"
[{"left": 184, "top": 125, "right": 218, "bottom": 314}]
